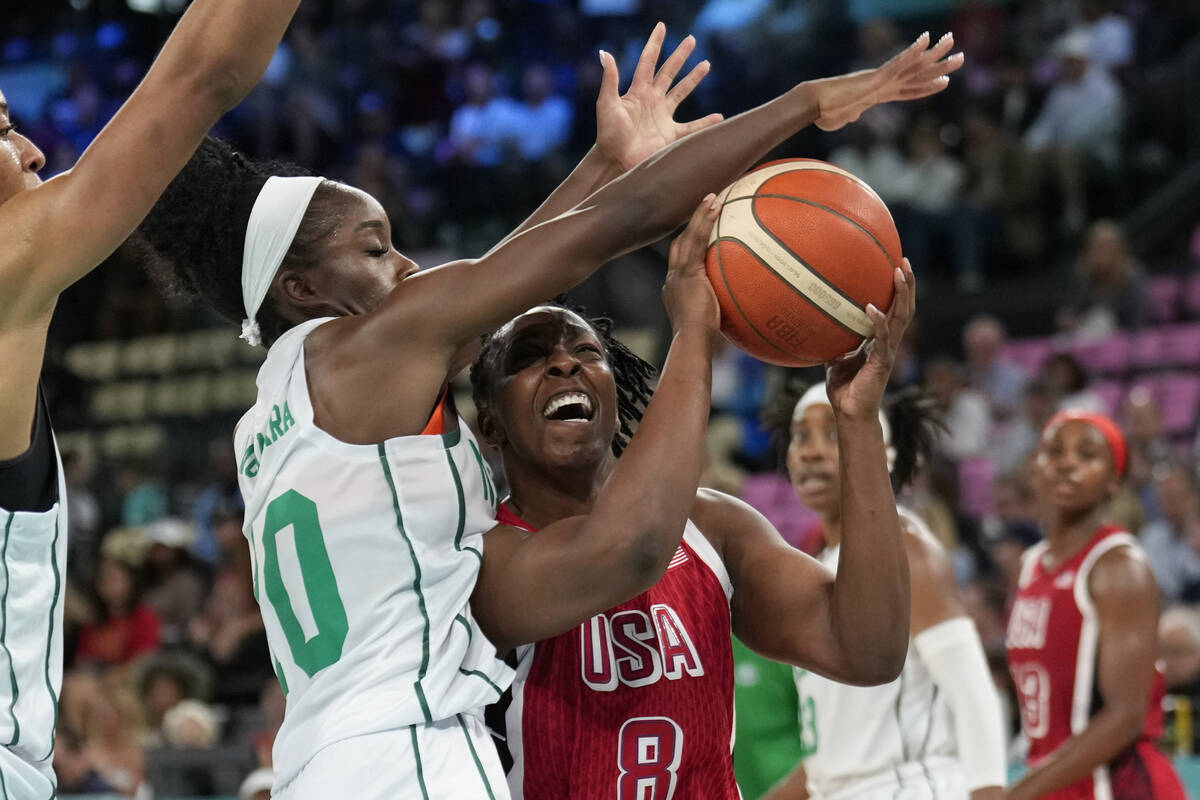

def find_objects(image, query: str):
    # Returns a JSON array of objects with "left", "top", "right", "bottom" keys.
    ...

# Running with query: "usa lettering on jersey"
[
  {"left": 581, "top": 603, "right": 704, "bottom": 692},
  {"left": 1006, "top": 596, "right": 1051, "bottom": 650}
]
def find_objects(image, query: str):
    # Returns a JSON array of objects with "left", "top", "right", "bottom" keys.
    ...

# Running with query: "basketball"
[{"left": 705, "top": 158, "right": 902, "bottom": 367}]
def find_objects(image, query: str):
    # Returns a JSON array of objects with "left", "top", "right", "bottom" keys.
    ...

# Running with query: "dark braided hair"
[
  {"left": 469, "top": 303, "right": 657, "bottom": 456},
  {"left": 760, "top": 371, "right": 945, "bottom": 492},
  {"left": 134, "top": 136, "right": 350, "bottom": 347}
]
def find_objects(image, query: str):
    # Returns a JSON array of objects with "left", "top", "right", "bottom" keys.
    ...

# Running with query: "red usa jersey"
[
  {"left": 487, "top": 506, "right": 738, "bottom": 800},
  {"left": 1007, "top": 526, "right": 1184, "bottom": 800}
]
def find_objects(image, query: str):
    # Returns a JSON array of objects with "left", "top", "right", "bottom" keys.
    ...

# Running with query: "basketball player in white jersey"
[
  {"left": 134, "top": 28, "right": 961, "bottom": 799},
  {"left": 761, "top": 385, "right": 1006, "bottom": 800},
  {"left": 0, "top": 2, "right": 302, "bottom": 796}
]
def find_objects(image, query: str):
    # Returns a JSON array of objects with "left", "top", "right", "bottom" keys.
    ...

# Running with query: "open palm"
[
  {"left": 597, "top": 22, "right": 724, "bottom": 172},
  {"left": 813, "top": 32, "right": 964, "bottom": 132}
]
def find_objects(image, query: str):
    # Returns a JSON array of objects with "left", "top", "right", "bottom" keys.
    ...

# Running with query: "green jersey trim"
[
  {"left": 39, "top": 516, "right": 61, "bottom": 761},
  {"left": 457, "top": 714, "right": 497, "bottom": 800},
  {"left": 443, "top": 449, "right": 480, "bottom": 560},
  {"left": 408, "top": 724, "right": 431, "bottom": 800},
  {"left": 376, "top": 443, "right": 434, "bottom": 700},
  {"left": 0, "top": 513, "right": 17, "bottom": 747}
]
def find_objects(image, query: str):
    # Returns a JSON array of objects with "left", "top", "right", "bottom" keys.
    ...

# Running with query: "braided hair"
[
  {"left": 469, "top": 303, "right": 657, "bottom": 456},
  {"left": 760, "top": 371, "right": 944, "bottom": 492},
  {"left": 133, "top": 136, "right": 350, "bottom": 347}
]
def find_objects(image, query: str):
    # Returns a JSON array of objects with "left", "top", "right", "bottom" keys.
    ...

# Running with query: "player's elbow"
[
  {"left": 180, "top": 59, "right": 256, "bottom": 114},
  {"left": 613, "top": 524, "right": 675, "bottom": 593},
  {"left": 840, "top": 635, "right": 907, "bottom": 686}
]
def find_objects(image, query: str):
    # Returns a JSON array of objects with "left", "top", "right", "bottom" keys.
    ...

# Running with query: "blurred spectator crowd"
[{"left": 1, "top": 0, "right": 1199, "bottom": 796}]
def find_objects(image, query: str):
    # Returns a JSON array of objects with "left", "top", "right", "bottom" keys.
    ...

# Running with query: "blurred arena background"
[{"left": 3, "top": 0, "right": 1199, "bottom": 797}]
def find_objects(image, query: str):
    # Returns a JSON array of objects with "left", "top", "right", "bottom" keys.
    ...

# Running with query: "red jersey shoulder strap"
[{"left": 496, "top": 503, "right": 536, "bottom": 532}]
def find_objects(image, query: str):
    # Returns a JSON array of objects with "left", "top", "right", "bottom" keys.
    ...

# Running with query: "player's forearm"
[
  {"left": 580, "top": 81, "right": 823, "bottom": 259},
  {"left": 582, "top": 324, "right": 716, "bottom": 583},
  {"left": 490, "top": 147, "right": 621, "bottom": 251},
  {"left": 828, "top": 416, "right": 909, "bottom": 684},
  {"left": 1007, "top": 708, "right": 1144, "bottom": 800},
  {"left": 148, "top": 0, "right": 301, "bottom": 110}
]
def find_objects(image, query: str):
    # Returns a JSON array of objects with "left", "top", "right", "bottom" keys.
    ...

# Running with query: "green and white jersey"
[
  {"left": 235, "top": 318, "right": 513, "bottom": 789},
  {"left": 792, "top": 509, "right": 957, "bottom": 799},
  {"left": 0, "top": 449, "right": 66, "bottom": 798}
]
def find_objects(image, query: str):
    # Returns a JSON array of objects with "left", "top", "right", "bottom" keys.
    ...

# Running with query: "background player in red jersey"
[
  {"left": 468, "top": 195, "right": 918, "bottom": 799},
  {"left": 1006, "top": 411, "right": 1185, "bottom": 800}
]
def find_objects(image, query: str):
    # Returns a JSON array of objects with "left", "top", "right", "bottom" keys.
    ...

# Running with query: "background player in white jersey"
[
  {"left": 469, "top": 204, "right": 921, "bottom": 799},
  {"left": 0, "top": 1, "right": 302, "bottom": 795},
  {"left": 133, "top": 26, "right": 962, "bottom": 799},
  {"left": 760, "top": 384, "right": 1007, "bottom": 800}
]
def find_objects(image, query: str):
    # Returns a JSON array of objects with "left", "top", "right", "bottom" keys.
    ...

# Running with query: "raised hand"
[
  {"left": 812, "top": 32, "right": 964, "bottom": 131},
  {"left": 826, "top": 258, "right": 916, "bottom": 421},
  {"left": 597, "top": 22, "right": 725, "bottom": 172},
  {"left": 662, "top": 194, "right": 722, "bottom": 335}
]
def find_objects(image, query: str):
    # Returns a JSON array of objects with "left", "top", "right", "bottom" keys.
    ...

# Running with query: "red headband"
[{"left": 1042, "top": 410, "right": 1128, "bottom": 477}]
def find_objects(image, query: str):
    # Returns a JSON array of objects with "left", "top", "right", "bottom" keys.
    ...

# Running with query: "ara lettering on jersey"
[
  {"left": 581, "top": 604, "right": 705, "bottom": 692},
  {"left": 489, "top": 508, "right": 740, "bottom": 800}
]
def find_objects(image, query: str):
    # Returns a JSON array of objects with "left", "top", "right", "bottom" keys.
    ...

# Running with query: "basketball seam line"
[
  {"left": 714, "top": 236, "right": 830, "bottom": 363},
  {"left": 748, "top": 195, "right": 896, "bottom": 321},
  {"left": 748, "top": 192, "right": 899, "bottom": 273},
  {"left": 714, "top": 210, "right": 807, "bottom": 363},
  {"left": 714, "top": 235, "right": 863, "bottom": 340}
]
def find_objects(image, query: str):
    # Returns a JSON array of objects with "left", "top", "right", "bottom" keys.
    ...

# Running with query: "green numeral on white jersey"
[{"left": 263, "top": 490, "right": 349, "bottom": 677}]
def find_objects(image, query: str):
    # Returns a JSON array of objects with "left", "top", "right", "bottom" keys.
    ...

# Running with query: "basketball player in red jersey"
[
  {"left": 1007, "top": 411, "right": 1185, "bottom": 800},
  {"left": 468, "top": 195, "right": 919, "bottom": 799}
]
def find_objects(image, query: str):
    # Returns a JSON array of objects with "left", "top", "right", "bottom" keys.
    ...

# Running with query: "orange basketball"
[{"left": 705, "top": 158, "right": 902, "bottom": 367}]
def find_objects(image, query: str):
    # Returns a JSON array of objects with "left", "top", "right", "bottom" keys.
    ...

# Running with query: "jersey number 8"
[{"left": 618, "top": 716, "right": 684, "bottom": 800}]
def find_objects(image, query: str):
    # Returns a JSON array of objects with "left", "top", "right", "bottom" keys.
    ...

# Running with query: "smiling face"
[
  {"left": 1033, "top": 419, "right": 1119, "bottom": 518},
  {"left": 480, "top": 307, "right": 618, "bottom": 474},
  {"left": 787, "top": 402, "right": 842, "bottom": 518},
  {"left": 0, "top": 91, "right": 46, "bottom": 206}
]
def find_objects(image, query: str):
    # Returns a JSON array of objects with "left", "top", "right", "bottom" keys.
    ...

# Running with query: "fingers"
[
  {"left": 632, "top": 21, "right": 667, "bottom": 87},
  {"left": 678, "top": 111, "right": 724, "bottom": 137},
  {"left": 655, "top": 33, "right": 697, "bottom": 92},
  {"left": 669, "top": 194, "right": 721, "bottom": 272},
  {"left": 885, "top": 258, "right": 916, "bottom": 341},
  {"left": 597, "top": 50, "right": 620, "bottom": 105},
  {"left": 665, "top": 60, "right": 712, "bottom": 109},
  {"left": 865, "top": 300, "right": 890, "bottom": 352}
]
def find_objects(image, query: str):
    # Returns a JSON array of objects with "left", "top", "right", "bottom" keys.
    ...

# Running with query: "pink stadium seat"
[
  {"left": 1130, "top": 328, "right": 1171, "bottom": 369},
  {"left": 1164, "top": 323, "right": 1200, "bottom": 366},
  {"left": 958, "top": 457, "right": 995, "bottom": 520},
  {"left": 1001, "top": 338, "right": 1054, "bottom": 374},
  {"left": 1091, "top": 379, "right": 1126, "bottom": 416},
  {"left": 1132, "top": 373, "right": 1200, "bottom": 437},
  {"left": 1069, "top": 333, "right": 1130, "bottom": 374},
  {"left": 1147, "top": 275, "right": 1182, "bottom": 323}
]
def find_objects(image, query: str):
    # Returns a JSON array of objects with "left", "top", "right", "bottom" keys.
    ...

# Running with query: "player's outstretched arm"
[
  {"left": 1006, "top": 549, "right": 1161, "bottom": 800},
  {"left": 363, "top": 33, "right": 962, "bottom": 362},
  {"left": 488, "top": 22, "right": 722, "bottom": 251},
  {"left": 695, "top": 261, "right": 917, "bottom": 685},
  {"left": 471, "top": 199, "right": 721, "bottom": 652},
  {"left": 0, "top": 0, "right": 302, "bottom": 320}
]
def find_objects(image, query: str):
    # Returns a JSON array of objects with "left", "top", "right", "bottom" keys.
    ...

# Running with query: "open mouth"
[{"left": 542, "top": 391, "right": 595, "bottom": 423}]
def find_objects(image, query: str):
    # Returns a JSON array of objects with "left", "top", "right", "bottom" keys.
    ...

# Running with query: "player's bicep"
[
  {"left": 716, "top": 497, "right": 838, "bottom": 669},
  {"left": 0, "top": 73, "right": 231, "bottom": 313},
  {"left": 472, "top": 517, "right": 613, "bottom": 651},
  {"left": 1092, "top": 550, "right": 1160, "bottom": 721}
]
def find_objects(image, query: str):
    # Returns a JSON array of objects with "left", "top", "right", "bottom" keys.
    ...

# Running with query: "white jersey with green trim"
[
  {"left": 792, "top": 508, "right": 960, "bottom": 799},
  {"left": 0, "top": 449, "right": 67, "bottom": 798},
  {"left": 235, "top": 318, "right": 513, "bottom": 790}
]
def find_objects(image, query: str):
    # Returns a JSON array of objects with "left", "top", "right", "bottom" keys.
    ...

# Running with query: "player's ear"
[{"left": 477, "top": 406, "right": 505, "bottom": 448}]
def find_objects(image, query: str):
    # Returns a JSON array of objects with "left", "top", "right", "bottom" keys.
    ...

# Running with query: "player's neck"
[
  {"left": 1043, "top": 506, "right": 1109, "bottom": 562},
  {"left": 505, "top": 459, "right": 615, "bottom": 530}
]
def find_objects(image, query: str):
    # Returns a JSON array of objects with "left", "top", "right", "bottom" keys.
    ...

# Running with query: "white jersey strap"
[{"left": 682, "top": 521, "right": 732, "bottom": 602}]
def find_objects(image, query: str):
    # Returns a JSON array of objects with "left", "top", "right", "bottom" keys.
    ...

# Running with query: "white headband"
[
  {"left": 792, "top": 382, "right": 896, "bottom": 471},
  {"left": 240, "top": 175, "right": 325, "bottom": 347}
]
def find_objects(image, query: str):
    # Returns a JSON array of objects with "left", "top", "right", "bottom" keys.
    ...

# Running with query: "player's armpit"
[{"left": 903, "top": 525, "right": 965, "bottom": 635}]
